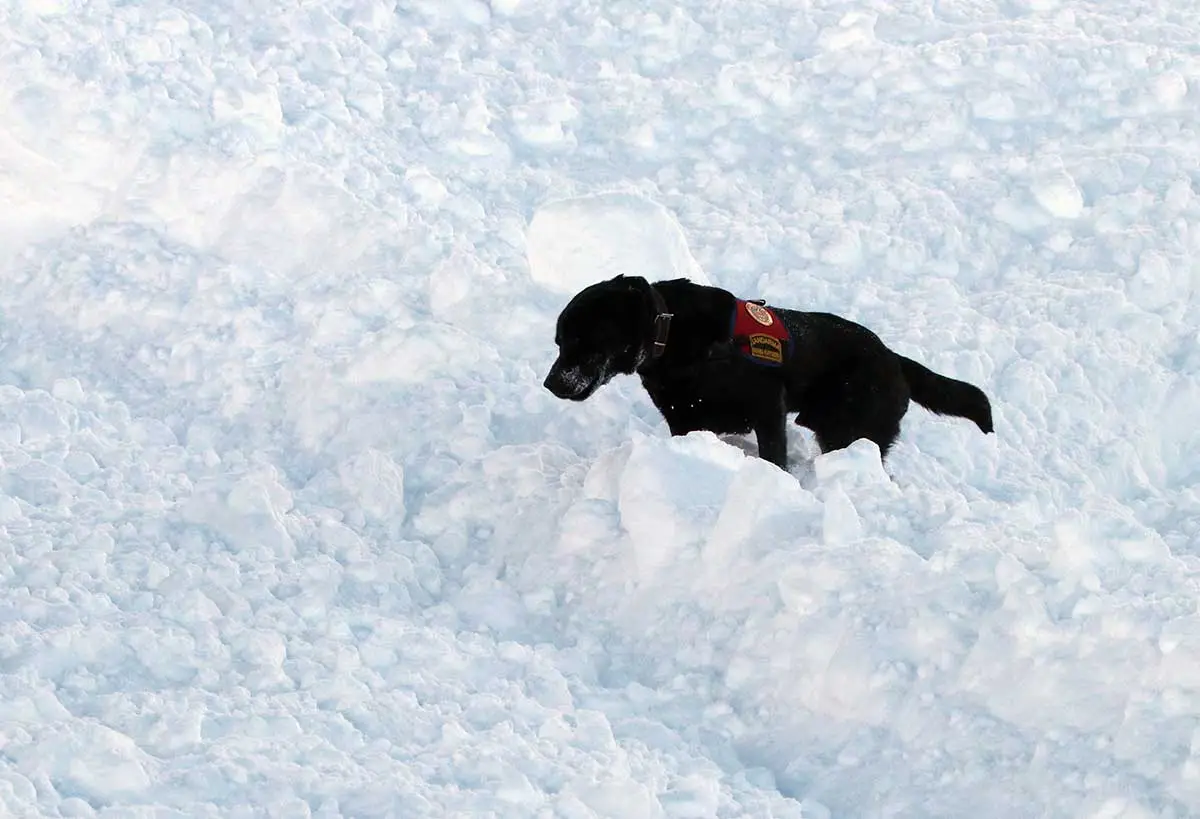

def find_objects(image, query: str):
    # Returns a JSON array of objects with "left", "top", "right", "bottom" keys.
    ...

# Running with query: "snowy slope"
[{"left": 2, "top": 0, "right": 1200, "bottom": 816}]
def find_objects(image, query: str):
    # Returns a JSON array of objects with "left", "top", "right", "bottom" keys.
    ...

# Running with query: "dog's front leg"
[
  {"left": 753, "top": 390, "right": 789, "bottom": 470},
  {"left": 663, "top": 411, "right": 690, "bottom": 437}
]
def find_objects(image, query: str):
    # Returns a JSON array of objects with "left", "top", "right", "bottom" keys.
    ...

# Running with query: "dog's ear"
[{"left": 614, "top": 274, "right": 648, "bottom": 290}]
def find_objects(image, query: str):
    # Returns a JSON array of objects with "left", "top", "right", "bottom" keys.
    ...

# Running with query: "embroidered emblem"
[{"left": 745, "top": 302, "right": 773, "bottom": 326}]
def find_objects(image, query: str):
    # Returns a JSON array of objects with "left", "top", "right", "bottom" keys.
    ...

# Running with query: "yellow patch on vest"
[{"left": 748, "top": 333, "right": 783, "bottom": 364}]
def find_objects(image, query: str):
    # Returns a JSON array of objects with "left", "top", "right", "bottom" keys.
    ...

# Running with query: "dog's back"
[{"left": 775, "top": 307, "right": 992, "bottom": 455}]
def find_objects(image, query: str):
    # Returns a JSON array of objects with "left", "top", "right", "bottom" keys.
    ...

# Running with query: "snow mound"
[{"left": 408, "top": 427, "right": 1200, "bottom": 817}]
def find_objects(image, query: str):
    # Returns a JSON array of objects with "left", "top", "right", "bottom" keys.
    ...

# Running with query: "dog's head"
[{"left": 543, "top": 275, "right": 652, "bottom": 401}]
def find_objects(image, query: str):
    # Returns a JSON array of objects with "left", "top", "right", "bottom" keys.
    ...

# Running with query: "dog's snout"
[
  {"left": 545, "top": 361, "right": 589, "bottom": 400},
  {"left": 543, "top": 365, "right": 567, "bottom": 396}
]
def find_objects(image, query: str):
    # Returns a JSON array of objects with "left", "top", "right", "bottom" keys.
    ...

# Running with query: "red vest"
[{"left": 730, "top": 299, "right": 791, "bottom": 366}]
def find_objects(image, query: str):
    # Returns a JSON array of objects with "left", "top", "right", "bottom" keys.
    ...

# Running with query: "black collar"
[{"left": 648, "top": 285, "right": 673, "bottom": 359}]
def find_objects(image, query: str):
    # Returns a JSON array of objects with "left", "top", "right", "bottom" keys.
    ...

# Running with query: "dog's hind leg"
[
  {"left": 753, "top": 389, "right": 790, "bottom": 470},
  {"left": 802, "top": 355, "right": 909, "bottom": 462},
  {"left": 814, "top": 418, "right": 902, "bottom": 459}
]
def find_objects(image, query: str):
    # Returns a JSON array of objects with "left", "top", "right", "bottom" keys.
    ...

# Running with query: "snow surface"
[{"left": 1, "top": 0, "right": 1200, "bottom": 816}]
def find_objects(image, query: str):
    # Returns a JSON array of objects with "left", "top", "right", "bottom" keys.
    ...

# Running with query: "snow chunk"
[
  {"left": 429, "top": 250, "right": 490, "bottom": 317},
  {"left": 510, "top": 96, "right": 579, "bottom": 148},
  {"left": 7, "top": 460, "right": 76, "bottom": 507},
  {"left": 617, "top": 432, "right": 743, "bottom": 584},
  {"left": 812, "top": 438, "right": 890, "bottom": 488},
  {"left": 1153, "top": 71, "right": 1189, "bottom": 109},
  {"left": 527, "top": 192, "right": 709, "bottom": 295},
  {"left": 1031, "top": 169, "right": 1085, "bottom": 219},
  {"left": 11, "top": 723, "right": 153, "bottom": 803},
  {"left": 0, "top": 494, "right": 23, "bottom": 524},
  {"left": 51, "top": 378, "right": 85, "bottom": 403},
  {"left": 338, "top": 449, "right": 406, "bottom": 524},
  {"left": 1128, "top": 249, "right": 1187, "bottom": 310},
  {"left": 821, "top": 485, "right": 863, "bottom": 544},
  {"left": 816, "top": 12, "right": 878, "bottom": 52},
  {"left": 405, "top": 167, "right": 449, "bottom": 207},
  {"left": 1, "top": 390, "right": 73, "bottom": 448},
  {"left": 24, "top": 0, "right": 66, "bottom": 14},
  {"left": 489, "top": 0, "right": 525, "bottom": 16},
  {"left": 180, "top": 468, "right": 296, "bottom": 558},
  {"left": 211, "top": 80, "right": 283, "bottom": 143},
  {"left": 972, "top": 92, "right": 1016, "bottom": 121}
]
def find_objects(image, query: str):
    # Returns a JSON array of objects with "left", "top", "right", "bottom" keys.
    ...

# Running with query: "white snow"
[
  {"left": 528, "top": 193, "right": 711, "bottom": 295},
  {"left": 1, "top": 0, "right": 1199, "bottom": 817}
]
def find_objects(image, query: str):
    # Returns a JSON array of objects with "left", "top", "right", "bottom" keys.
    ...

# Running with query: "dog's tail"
[{"left": 898, "top": 355, "right": 994, "bottom": 434}]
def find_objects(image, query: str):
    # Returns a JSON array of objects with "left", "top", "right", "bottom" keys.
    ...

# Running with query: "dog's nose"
[{"left": 544, "top": 367, "right": 576, "bottom": 399}]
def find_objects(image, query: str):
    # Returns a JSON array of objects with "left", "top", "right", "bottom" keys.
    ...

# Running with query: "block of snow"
[{"left": 527, "top": 192, "right": 710, "bottom": 295}]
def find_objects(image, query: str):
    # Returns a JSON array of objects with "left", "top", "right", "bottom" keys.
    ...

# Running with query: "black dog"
[{"left": 543, "top": 275, "right": 993, "bottom": 470}]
